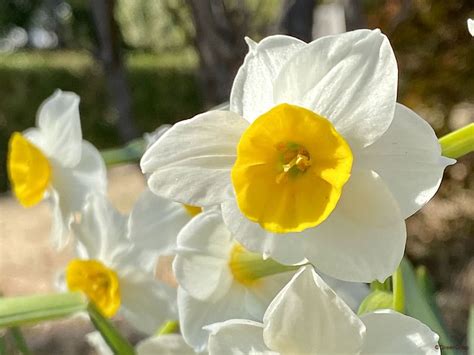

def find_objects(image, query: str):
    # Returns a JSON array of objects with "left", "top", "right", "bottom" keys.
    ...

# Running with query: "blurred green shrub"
[{"left": 0, "top": 50, "right": 203, "bottom": 192}]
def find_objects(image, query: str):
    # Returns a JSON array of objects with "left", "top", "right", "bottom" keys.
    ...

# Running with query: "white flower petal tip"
[
  {"left": 37, "top": 89, "right": 82, "bottom": 167},
  {"left": 262, "top": 266, "right": 366, "bottom": 354},
  {"left": 468, "top": 18, "right": 474, "bottom": 36},
  {"left": 140, "top": 110, "right": 248, "bottom": 207},
  {"left": 361, "top": 310, "right": 441, "bottom": 354},
  {"left": 206, "top": 319, "right": 271, "bottom": 355},
  {"left": 358, "top": 103, "right": 455, "bottom": 219},
  {"left": 244, "top": 36, "right": 257, "bottom": 51}
]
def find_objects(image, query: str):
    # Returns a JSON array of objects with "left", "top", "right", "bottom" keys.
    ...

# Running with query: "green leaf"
[
  {"left": 358, "top": 290, "right": 393, "bottom": 315},
  {"left": 401, "top": 258, "right": 458, "bottom": 354},
  {"left": 10, "top": 327, "right": 31, "bottom": 355},
  {"left": 0, "top": 292, "right": 87, "bottom": 328},
  {"left": 87, "top": 303, "right": 135, "bottom": 355},
  {"left": 439, "top": 123, "right": 474, "bottom": 159}
]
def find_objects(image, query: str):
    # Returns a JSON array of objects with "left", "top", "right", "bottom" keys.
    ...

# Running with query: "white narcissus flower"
[
  {"left": 207, "top": 266, "right": 440, "bottom": 355},
  {"left": 127, "top": 187, "right": 202, "bottom": 270},
  {"left": 141, "top": 29, "right": 454, "bottom": 283},
  {"left": 87, "top": 332, "right": 200, "bottom": 355},
  {"left": 468, "top": 18, "right": 474, "bottom": 36},
  {"left": 7, "top": 90, "right": 106, "bottom": 248},
  {"left": 65, "top": 193, "right": 176, "bottom": 335},
  {"left": 173, "top": 209, "right": 368, "bottom": 352}
]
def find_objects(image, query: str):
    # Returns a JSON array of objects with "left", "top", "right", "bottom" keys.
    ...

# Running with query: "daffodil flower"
[
  {"left": 173, "top": 209, "right": 369, "bottom": 352},
  {"left": 141, "top": 30, "right": 454, "bottom": 282},
  {"left": 87, "top": 332, "right": 200, "bottom": 355},
  {"left": 207, "top": 266, "right": 440, "bottom": 355},
  {"left": 7, "top": 90, "right": 106, "bottom": 248},
  {"left": 65, "top": 193, "right": 176, "bottom": 334},
  {"left": 127, "top": 187, "right": 202, "bottom": 268}
]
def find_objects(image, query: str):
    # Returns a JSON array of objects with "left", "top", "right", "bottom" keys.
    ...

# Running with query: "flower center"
[
  {"left": 276, "top": 142, "right": 312, "bottom": 184},
  {"left": 182, "top": 204, "right": 202, "bottom": 217},
  {"left": 231, "top": 103, "right": 353, "bottom": 233},
  {"left": 66, "top": 259, "right": 121, "bottom": 317},
  {"left": 228, "top": 243, "right": 299, "bottom": 286},
  {"left": 7, "top": 132, "right": 52, "bottom": 207}
]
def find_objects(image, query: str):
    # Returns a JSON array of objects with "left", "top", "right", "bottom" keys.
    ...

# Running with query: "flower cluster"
[{"left": 7, "top": 28, "right": 456, "bottom": 354}]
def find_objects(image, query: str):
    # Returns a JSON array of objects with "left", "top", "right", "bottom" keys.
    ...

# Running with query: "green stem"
[
  {"left": 392, "top": 267, "right": 405, "bottom": 313},
  {"left": 157, "top": 320, "right": 179, "bottom": 336},
  {"left": 0, "top": 292, "right": 87, "bottom": 328},
  {"left": 439, "top": 123, "right": 474, "bottom": 159},
  {"left": 101, "top": 138, "right": 146, "bottom": 166},
  {"left": 87, "top": 303, "right": 135, "bottom": 355}
]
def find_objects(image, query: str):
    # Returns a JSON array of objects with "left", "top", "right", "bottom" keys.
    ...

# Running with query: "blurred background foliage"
[{"left": 0, "top": 0, "right": 473, "bottom": 350}]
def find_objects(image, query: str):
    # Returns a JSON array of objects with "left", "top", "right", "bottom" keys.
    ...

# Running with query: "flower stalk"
[
  {"left": 0, "top": 292, "right": 87, "bottom": 328},
  {"left": 439, "top": 123, "right": 474, "bottom": 159}
]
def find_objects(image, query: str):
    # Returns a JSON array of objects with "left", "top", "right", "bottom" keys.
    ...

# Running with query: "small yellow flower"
[{"left": 66, "top": 259, "right": 120, "bottom": 317}]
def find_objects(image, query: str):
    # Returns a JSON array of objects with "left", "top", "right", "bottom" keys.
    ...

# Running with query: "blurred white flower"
[
  {"left": 127, "top": 188, "right": 201, "bottom": 270},
  {"left": 141, "top": 30, "right": 453, "bottom": 283},
  {"left": 7, "top": 90, "right": 106, "bottom": 248},
  {"left": 468, "top": 18, "right": 474, "bottom": 36},
  {"left": 87, "top": 332, "right": 200, "bottom": 355},
  {"left": 173, "top": 209, "right": 368, "bottom": 352},
  {"left": 207, "top": 266, "right": 440, "bottom": 355},
  {"left": 66, "top": 193, "right": 176, "bottom": 334}
]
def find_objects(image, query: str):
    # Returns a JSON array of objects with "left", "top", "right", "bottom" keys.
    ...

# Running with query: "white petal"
[
  {"left": 468, "top": 18, "right": 474, "bottom": 36},
  {"left": 304, "top": 169, "right": 406, "bottom": 282},
  {"left": 86, "top": 332, "right": 113, "bottom": 355},
  {"left": 37, "top": 90, "right": 82, "bottom": 167},
  {"left": 48, "top": 187, "right": 71, "bottom": 249},
  {"left": 357, "top": 103, "right": 455, "bottom": 218},
  {"left": 273, "top": 29, "right": 398, "bottom": 148},
  {"left": 244, "top": 272, "right": 296, "bottom": 320},
  {"left": 206, "top": 319, "right": 275, "bottom": 355},
  {"left": 178, "top": 286, "right": 253, "bottom": 352},
  {"left": 128, "top": 188, "right": 190, "bottom": 255},
  {"left": 71, "top": 194, "right": 128, "bottom": 263},
  {"left": 22, "top": 127, "right": 47, "bottom": 152},
  {"left": 173, "top": 210, "right": 233, "bottom": 302},
  {"left": 221, "top": 200, "right": 305, "bottom": 265},
  {"left": 320, "top": 272, "right": 370, "bottom": 312},
  {"left": 136, "top": 334, "right": 195, "bottom": 355},
  {"left": 141, "top": 110, "right": 248, "bottom": 206},
  {"left": 119, "top": 271, "right": 176, "bottom": 335},
  {"left": 360, "top": 310, "right": 440, "bottom": 354},
  {"left": 50, "top": 141, "right": 107, "bottom": 248},
  {"left": 230, "top": 35, "right": 306, "bottom": 122},
  {"left": 263, "top": 266, "right": 366, "bottom": 354}
]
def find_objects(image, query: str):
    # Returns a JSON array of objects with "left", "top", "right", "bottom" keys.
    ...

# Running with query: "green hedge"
[{"left": 0, "top": 50, "right": 203, "bottom": 192}]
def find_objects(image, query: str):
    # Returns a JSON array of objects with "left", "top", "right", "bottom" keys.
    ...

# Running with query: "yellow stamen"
[
  {"left": 66, "top": 259, "right": 121, "bottom": 318},
  {"left": 183, "top": 204, "right": 202, "bottom": 217},
  {"left": 232, "top": 103, "right": 353, "bottom": 233},
  {"left": 7, "top": 132, "right": 52, "bottom": 207}
]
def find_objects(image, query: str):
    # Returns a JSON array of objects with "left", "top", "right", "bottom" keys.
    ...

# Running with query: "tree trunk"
[
  {"left": 279, "top": 0, "right": 316, "bottom": 42},
  {"left": 90, "top": 0, "right": 138, "bottom": 142},
  {"left": 186, "top": 0, "right": 248, "bottom": 107},
  {"left": 343, "top": 0, "right": 367, "bottom": 31}
]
